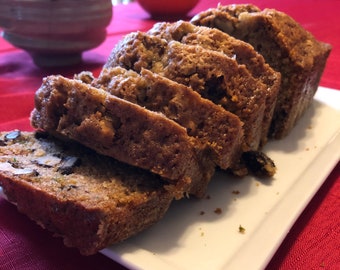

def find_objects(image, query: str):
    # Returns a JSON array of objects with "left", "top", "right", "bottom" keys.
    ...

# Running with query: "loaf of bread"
[
  {"left": 191, "top": 4, "right": 332, "bottom": 138},
  {"left": 0, "top": 4, "right": 331, "bottom": 255},
  {"left": 30, "top": 75, "right": 215, "bottom": 198},
  {"left": 0, "top": 130, "right": 174, "bottom": 255},
  {"left": 89, "top": 66, "right": 244, "bottom": 170},
  {"left": 148, "top": 20, "right": 281, "bottom": 146},
  {"left": 105, "top": 31, "right": 267, "bottom": 152}
]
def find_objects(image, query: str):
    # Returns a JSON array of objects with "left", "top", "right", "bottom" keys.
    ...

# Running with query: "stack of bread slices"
[{"left": 0, "top": 4, "right": 331, "bottom": 255}]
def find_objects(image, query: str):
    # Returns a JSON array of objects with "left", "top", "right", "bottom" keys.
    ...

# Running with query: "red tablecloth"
[{"left": 0, "top": 1, "right": 339, "bottom": 269}]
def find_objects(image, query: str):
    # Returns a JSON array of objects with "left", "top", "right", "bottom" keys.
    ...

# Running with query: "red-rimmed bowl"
[{"left": 137, "top": 0, "right": 199, "bottom": 19}]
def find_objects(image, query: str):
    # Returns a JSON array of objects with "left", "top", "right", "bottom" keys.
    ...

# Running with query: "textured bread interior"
[{"left": 0, "top": 131, "right": 173, "bottom": 255}]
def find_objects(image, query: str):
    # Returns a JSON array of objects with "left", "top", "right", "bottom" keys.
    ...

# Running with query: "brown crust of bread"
[
  {"left": 191, "top": 4, "right": 332, "bottom": 139},
  {"left": 30, "top": 75, "right": 215, "bottom": 198},
  {"left": 92, "top": 66, "right": 244, "bottom": 170},
  {"left": 105, "top": 31, "right": 267, "bottom": 152},
  {"left": 148, "top": 20, "right": 281, "bottom": 146}
]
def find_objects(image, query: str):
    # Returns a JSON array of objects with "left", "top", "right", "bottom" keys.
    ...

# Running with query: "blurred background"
[{"left": 112, "top": 0, "right": 134, "bottom": 4}]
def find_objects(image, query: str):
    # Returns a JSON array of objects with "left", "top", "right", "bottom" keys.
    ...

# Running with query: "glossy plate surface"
[
  {"left": 1, "top": 87, "right": 340, "bottom": 270},
  {"left": 101, "top": 87, "right": 340, "bottom": 270}
]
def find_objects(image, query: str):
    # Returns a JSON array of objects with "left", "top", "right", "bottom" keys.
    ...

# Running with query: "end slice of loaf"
[
  {"left": 91, "top": 66, "right": 244, "bottom": 170},
  {"left": 105, "top": 31, "right": 267, "bottom": 152},
  {"left": 148, "top": 20, "right": 281, "bottom": 146},
  {"left": 30, "top": 75, "right": 215, "bottom": 198},
  {"left": 191, "top": 4, "right": 332, "bottom": 139},
  {"left": 0, "top": 131, "right": 174, "bottom": 255}
]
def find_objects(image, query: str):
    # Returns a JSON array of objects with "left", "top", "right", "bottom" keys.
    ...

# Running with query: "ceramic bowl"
[{"left": 0, "top": 0, "right": 113, "bottom": 67}]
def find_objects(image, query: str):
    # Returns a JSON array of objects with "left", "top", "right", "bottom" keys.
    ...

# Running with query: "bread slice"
[
  {"left": 30, "top": 75, "right": 215, "bottom": 198},
  {"left": 0, "top": 130, "right": 174, "bottom": 255},
  {"left": 191, "top": 4, "right": 332, "bottom": 138},
  {"left": 89, "top": 66, "right": 243, "bottom": 170},
  {"left": 148, "top": 20, "right": 281, "bottom": 146},
  {"left": 105, "top": 31, "right": 267, "bottom": 152}
]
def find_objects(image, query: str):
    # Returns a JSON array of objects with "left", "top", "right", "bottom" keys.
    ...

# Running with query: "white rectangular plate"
[{"left": 1, "top": 87, "right": 340, "bottom": 270}]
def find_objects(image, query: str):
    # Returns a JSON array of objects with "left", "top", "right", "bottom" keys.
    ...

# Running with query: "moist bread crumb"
[
  {"left": 91, "top": 66, "right": 244, "bottom": 170},
  {"left": 105, "top": 31, "right": 267, "bottom": 152},
  {"left": 0, "top": 131, "right": 174, "bottom": 255},
  {"left": 191, "top": 4, "right": 332, "bottom": 138},
  {"left": 0, "top": 4, "right": 331, "bottom": 255},
  {"left": 30, "top": 75, "right": 215, "bottom": 198},
  {"left": 148, "top": 20, "right": 281, "bottom": 146}
]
